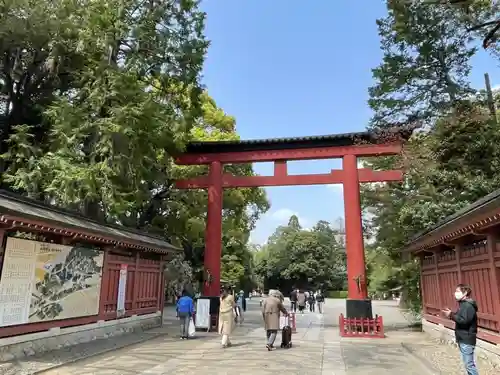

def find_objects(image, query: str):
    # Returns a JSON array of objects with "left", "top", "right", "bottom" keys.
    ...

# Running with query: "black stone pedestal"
[
  {"left": 345, "top": 298, "right": 373, "bottom": 319},
  {"left": 203, "top": 296, "right": 220, "bottom": 315}
]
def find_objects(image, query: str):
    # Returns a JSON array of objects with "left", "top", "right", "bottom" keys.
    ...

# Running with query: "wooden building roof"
[
  {"left": 0, "top": 190, "right": 180, "bottom": 254},
  {"left": 404, "top": 188, "right": 500, "bottom": 253}
]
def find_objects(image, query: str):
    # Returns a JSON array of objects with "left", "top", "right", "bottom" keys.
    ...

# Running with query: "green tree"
[
  {"left": 0, "top": 0, "right": 85, "bottom": 172},
  {"left": 363, "top": 1, "right": 500, "bottom": 313},
  {"left": 362, "top": 100, "right": 500, "bottom": 311},
  {"left": 3, "top": 0, "right": 209, "bottom": 216},
  {"left": 255, "top": 216, "right": 347, "bottom": 293},
  {"left": 1, "top": 0, "right": 269, "bottom": 294},
  {"left": 369, "top": 0, "right": 476, "bottom": 128}
]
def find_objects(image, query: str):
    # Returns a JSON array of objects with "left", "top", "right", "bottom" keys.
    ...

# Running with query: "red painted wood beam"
[
  {"left": 175, "top": 143, "right": 403, "bottom": 165},
  {"left": 175, "top": 169, "right": 403, "bottom": 189},
  {"left": 204, "top": 161, "right": 223, "bottom": 296},
  {"left": 343, "top": 154, "right": 367, "bottom": 300}
]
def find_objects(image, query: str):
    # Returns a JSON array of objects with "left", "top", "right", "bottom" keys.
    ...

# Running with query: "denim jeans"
[{"left": 459, "top": 342, "right": 479, "bottom": 375}]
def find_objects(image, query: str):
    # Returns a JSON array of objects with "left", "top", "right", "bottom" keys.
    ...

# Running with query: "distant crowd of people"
[{"left": 289, "top": 288, "right": 324, "bottom": 314}]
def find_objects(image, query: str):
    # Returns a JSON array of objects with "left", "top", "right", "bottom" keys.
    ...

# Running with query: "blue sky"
[{"left": 200, "top": 1, "right": 500, "bottom": 244}]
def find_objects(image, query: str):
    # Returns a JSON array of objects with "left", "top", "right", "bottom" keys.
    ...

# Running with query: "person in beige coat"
[
  {"left": 219, "top": 287, "right": 236, "bottom": 348},
  {"left": 262, "top": 290, "right": 288, "bottom": 351}
]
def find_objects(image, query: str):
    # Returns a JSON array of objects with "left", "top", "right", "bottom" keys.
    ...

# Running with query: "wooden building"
[
  {"left": 404, "top": 189, "right": 500, "bottom": 361},
  {"left": 0, "top": 191, "right": 180, "bottom": 360}
]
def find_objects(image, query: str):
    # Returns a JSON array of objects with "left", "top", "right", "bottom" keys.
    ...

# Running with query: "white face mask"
[{"left": 455, "top": 291, "right": 464, "bottom": 301}]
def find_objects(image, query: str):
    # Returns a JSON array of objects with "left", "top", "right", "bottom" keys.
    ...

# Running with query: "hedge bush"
[{"left": 328, "top": 290, "right": 348, "bottom": 299}]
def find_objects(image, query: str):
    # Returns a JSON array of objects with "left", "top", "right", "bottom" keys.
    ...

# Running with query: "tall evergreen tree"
[{"left": 369, "top": 0, "right": 476, "bottom": 128}]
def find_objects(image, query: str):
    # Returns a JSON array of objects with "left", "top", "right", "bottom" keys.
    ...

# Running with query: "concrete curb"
[{"left": 400, "top": 342, "right": 438, "bottom": 375}]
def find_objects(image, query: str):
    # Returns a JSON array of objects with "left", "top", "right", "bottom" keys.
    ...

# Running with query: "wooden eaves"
[{"left": 0, "top": 190, "right": 180, "bottom": 254}]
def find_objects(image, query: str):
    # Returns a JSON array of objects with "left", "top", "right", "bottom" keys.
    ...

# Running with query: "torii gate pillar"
[
  {"left": 203, "top": 161, "right": 223, "bottom": 296},
  {"left": 342, "top": 154, "right": 372, "bottom": 318}
]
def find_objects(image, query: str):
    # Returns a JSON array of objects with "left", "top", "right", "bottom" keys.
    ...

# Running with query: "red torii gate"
[{"left": 175, "top": 130, "right": 407, "bottom": 319}]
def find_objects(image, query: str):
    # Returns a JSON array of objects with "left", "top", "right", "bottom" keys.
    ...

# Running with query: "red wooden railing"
[{"left": 339, "top": 314, "right": 385, "bottom": 338}]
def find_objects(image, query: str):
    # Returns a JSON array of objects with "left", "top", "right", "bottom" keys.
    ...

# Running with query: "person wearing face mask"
[{"left": 442, "top": 284, "right": 478, "bottom": 375}]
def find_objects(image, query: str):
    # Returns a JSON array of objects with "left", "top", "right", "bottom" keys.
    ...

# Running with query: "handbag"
[{"left": 188, "top": 317, "right": 196, "bottom": 337}]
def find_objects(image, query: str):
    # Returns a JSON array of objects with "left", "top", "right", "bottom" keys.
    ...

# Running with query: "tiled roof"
[
  {"left": 408, "top": 188, "right": 500, "bottom": 245},
  {"left": 185, "top": 128, "right": 414, "bottom": 154},
  {"left": 0, "top": 190, "right": 180, "bottom": 252}
]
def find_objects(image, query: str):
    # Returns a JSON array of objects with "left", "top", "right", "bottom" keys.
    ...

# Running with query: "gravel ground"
[
  {"left": 403, "top": 337, "right": 498, "bottom": 375},
  {"left": 398, "top": 309, "right": 498, "bottom": 374}
]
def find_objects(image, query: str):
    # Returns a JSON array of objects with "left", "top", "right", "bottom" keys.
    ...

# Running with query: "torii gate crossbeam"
[{"left": 174, "top": 130, "right": 408, "bottom": 319}]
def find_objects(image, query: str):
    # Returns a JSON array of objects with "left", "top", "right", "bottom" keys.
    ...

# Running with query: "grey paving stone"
[{"left": 9, "top": 299, "right": 496, "bottom": 375}]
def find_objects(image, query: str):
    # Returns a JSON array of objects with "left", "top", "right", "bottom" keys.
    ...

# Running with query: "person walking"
[
  {"left": 297, "top": 289, "right": 306, "bottom": 314},
  {"left": 219, "top": 286, "right": 236, "bottom": 348},
  {"left": 262, "top": 290, "right": 288, "bottom": 351},
  {"left": 442, "top": 284, "right": 479, "bottom": 375},
  {"left": 308, "top": 290, "right": 316, "bottom": 312},
  {"left": 289, "top": 288, "right": 298, "bottom": 313},
  {"left": 176, "top": 290, "right": 194, "bottom": 339},
  {"left": 315, "top": 290, "right": 325, "bottom": 314},
  {"left": 236, "top": 290, "right": 245, "bottom": 325}
]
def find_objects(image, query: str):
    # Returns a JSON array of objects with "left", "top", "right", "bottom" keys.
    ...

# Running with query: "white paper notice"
[
  {"left": 195, "top": 298, "right": 210, "bottom": 329},
  {"left": 116, "top": 264, "right": 128, "bottom": 317},
  {"left": 0, "top": 238, "right": 37, "bottom": 327}
]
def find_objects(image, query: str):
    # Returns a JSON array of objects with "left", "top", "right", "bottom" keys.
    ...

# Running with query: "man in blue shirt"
[{"left": 176, "top": 290, "right": 194, "bottom": 339}]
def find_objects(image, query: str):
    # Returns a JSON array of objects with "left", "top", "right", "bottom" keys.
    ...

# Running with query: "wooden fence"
[
  {"left": 100, "top": 251, "right": 165, "bottom": 319},
  {"left": 420, "top": 238, "right": 500, "bottom": 343}
]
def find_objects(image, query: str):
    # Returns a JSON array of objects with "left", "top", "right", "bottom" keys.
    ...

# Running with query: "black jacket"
[
  {"left": 451, "top": 299, "right": 478, "bottom": 345},
  {"left": 290, "top": 291, "right": 297, "bottom": 302}
]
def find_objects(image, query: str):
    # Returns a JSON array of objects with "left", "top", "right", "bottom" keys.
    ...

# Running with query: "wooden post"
[
  {"left": 455, "top": 243, "right": 463, "bottom": 284},
  {"left": 204, "top": 161, "right": 223, "bottom": 296},
  {"left": 132, "top": 251, "right": 140, "bottom": 311},
  {"left": 433, "top": 250, "right": 443, "bottom": 308},
  {"left": 419, "top": 254, "right": 427, "bottom": 314},
  {"left": 98, "top": 249, "right": 110, "bottom": 320},
  {"left": 342, "top": 154, "right": 367, "bottom": 299},
  {"left": 158, "top": 258, "right": 165, "bottom": 314},
  {"left": 486, "top": 233, "right": 500, "bottom": 332}
]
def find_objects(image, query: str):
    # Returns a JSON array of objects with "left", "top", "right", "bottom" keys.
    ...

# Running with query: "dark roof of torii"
[{"left": 185, "top": 127, "right": 414, "bottom": 154}]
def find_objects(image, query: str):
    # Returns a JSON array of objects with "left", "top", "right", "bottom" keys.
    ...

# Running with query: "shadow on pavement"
[{"left": 340, "top": 341, "right": 427, "bottom": 374}]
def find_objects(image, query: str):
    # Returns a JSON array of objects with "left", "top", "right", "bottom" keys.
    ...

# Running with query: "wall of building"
[
  {"left": 0, "top": 231, "right": 166, "bottom": 340},
  {"left": 419, "top": 237, "right": 500, "bottom": 344}
]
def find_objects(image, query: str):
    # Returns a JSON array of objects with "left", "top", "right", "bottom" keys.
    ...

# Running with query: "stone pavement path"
[
  {"left": 0, "top": 306, "right": 182, "bottom": 375},
  {"left": 35, "top": 299, "right": 436, "bottom": 375}
]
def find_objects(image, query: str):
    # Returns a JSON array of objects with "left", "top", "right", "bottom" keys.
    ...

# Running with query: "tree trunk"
[{"left": 398, "top": 287, "right": 409, "bottom": 309}]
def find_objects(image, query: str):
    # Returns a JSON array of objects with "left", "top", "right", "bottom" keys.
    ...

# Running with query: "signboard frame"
[{"left": 195, "top": 297, "right": 211, "bottom": 331}]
